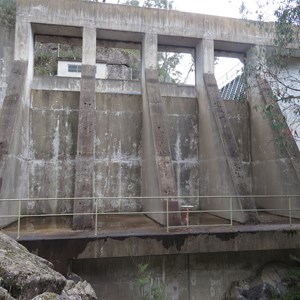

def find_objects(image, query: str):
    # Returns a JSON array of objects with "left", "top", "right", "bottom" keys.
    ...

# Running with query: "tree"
[
  {"left": 241, "top": 0, "right": 300, "bottom": 142},
  {"left": 144, "top": 0, "right": 173, "bottom": 9},
  {"left": 0, "top": 0, "right": 16, "bottom": 26}
]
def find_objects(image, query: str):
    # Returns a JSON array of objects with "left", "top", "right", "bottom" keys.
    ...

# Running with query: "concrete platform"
[
  {"left": 2, "top": 213, "right": 300, "bottom": 274},
  {"left": 2, "top": 212, "right": 300, "bottom": 240}
]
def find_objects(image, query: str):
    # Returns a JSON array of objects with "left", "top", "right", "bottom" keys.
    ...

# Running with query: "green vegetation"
[
  {"left": 240, "top": 0, "right": 300, "bottom": 142},
  {"left": 0, "top": 0, "right": 16, "bottom": 26},
  {"left": 137, "top": 263, "right": 166, "bottom": 300}
]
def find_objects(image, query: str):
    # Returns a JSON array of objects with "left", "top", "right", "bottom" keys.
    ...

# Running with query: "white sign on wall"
[{"left": 57, "top": 61, "right": 107, "bottom": 79}]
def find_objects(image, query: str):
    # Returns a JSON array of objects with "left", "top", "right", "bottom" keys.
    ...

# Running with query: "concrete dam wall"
[
  {"left": 28, "top": 88, "right": 201, "bottom": 214},
  {"left": 1, "top": 2, "right": 300, "bottom": 299}
]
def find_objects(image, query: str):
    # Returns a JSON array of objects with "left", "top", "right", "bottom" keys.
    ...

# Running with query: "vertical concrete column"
[
  {"left": 195, "top": 38, "right": 214, "bottom": 82},
  {"left": 82, "top": 27, "right": 97, "bottom": 65},
  {"left": 141, "top": 33, "right": 181, "bottom": 226},
  {"left": 14, "top": 22, "right": 32, "bottom": 62},
  {"left": 73, "top": 28, "right": 96, "bottom": 230}
]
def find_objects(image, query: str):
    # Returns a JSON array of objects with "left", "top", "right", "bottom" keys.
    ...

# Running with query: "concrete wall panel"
[
  {"left": 94, "top": 161, "right": 141, "bottom": 212},
  {"left": 72, "top": 250, "right": 295, "bottom": 300},
  {"left": 28, "top": 160, "right": 75, "bottom": 214},
  {"left": 163, "top": 96, "right": 199, "bottom": 208}
]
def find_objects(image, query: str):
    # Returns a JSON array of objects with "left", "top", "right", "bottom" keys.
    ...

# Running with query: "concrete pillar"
[
  {"left": 73, "top": 28, "right": 96, "bottom": 230},
  {"left": 14, "top": 22, "right": 32, "bottom": 62},
  {"left": 82, "top": 27, "right": 96, "bottom": 65},
  {"left": 141, "top": 33, "right": 181, "bottom": 226},
  {"left": 195, "top": 38, "right": 214, "bottom": 82},
  {"left": 142, "top": 33, "right": 158, "bottom": 72}
]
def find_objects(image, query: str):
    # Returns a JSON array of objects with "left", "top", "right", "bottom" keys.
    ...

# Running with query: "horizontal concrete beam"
[
  {"left": 18, "top": 225, "right": 300, "bottom": 273},
  {"left": 17, "top": 0, "right": 274, "bottom": 51},
  {"left": 31, "top": 77, "right": 197, "bottom": 97}
]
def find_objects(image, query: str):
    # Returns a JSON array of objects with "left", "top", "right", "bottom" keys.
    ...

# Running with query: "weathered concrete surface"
[
  {"left": 196, "top": 39, "right": 254, "bottom": 224},
  {"left": 141, "top": 32, "right": 181, "bottom": 226},
  {"left": 18, "top": 225, "right": 300, "bottom": 275},
  {"left": 17, "top": 0, "right": 274, "bottom": 49},
  {"left": 94, "top": 93, "right": 142, "bottom": 213},
  {"left": 28, "top": 88, "right": 200, "bottom": 217},
  {"left": 203, "top": 74, "right": 257, "bottom": 223},
  {"left": 73, "top": 65, "right": 96, "bottom": 230},
  {"left": 29, "top": 90, "right": 79, "bottom": 215},
  {"left": 71, "top": 249, "right": 297, "bottom": 300},
  {"left": 31, "top": 76, "right": 197, "bottom": 98},
  {"left": 0, "top": 61, "right": 29, "bottom": 227},
  {"left": 142, "top": 70, "right": 181, "bottom": 225},
  {"left": 163, "top": 96, "right": 199, "bottom": 208},
  {"left": 0, "top": 26, "right": 15, "bottom": 113}
]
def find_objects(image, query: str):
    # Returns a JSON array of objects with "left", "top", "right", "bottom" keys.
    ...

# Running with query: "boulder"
[
  {"left": 0, "top": 286, "right": 16, "bottom": 300},
  {"left": 223, "top": 262, "right": 294, "bottom": 299},
  {"left": 63, "top": 280, "right": 98, "bottom": 300},
  {"left": 0, "top": 232, "right": 66, "bottom": 299}
]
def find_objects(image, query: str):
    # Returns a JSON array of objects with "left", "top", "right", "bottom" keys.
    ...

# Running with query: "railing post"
[
  {"left": 166, "top": 198, "right": 169, "bottom": 233},
  {"left": 289, "top": 197, "right": 292, "bottom": 226},
  {"left": 17, "top": 199, "right": 21, "bottom": 239},
  {"left": 94, "top": 197, "right": 98, "bottom": 236},
  {"left": 230, "top": 197, "right": 233, "bottom": 226}
]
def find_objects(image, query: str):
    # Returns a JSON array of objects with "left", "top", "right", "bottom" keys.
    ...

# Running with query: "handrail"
[{"left": 0, "top": 195, "right": 299, "bottom": 238}]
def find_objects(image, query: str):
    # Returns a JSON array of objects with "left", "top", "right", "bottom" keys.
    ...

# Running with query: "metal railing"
[{"left": 0, "top": 195, "right": 300, "bottom": 238}]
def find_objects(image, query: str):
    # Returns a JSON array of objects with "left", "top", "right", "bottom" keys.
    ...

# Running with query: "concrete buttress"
[
  {"left": 141, "top": 33, "right": 181, "bottom": 226},
  {"left": 73, "top": 27, "right": 96, "bottom": 230},
  {"left": 203, "top": 74, "right": 258, "bottom": 223},
  {"left": 73, "top": 65, "right": 96, "bottom": 230}
]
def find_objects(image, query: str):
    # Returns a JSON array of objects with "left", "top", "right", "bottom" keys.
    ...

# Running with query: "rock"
[
  {"left": 0, "top": 232, "right": 66, "bottom": 300},
  {"left": 223, "top": 262, "right": 294, "bottom": 299},
  {"left": 31, "top": 292, "right": 62, "bottom": 300},
  {"left": 0, "top": 286, "right": 16, "bottom": 300},
  {"left": 63, "top": 280, "right": 98, "bottom": 300}
]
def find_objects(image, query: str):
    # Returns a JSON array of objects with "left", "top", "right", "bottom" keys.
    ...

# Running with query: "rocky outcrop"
[
  {"left": 223, "top": 262, "right": 296, "bottom": 299},
  {"left": 0, "top": 232, "right": 97, "bottom": 300},
  {"left": 31, "top": 280, "right": 98, "bottom": 300}
]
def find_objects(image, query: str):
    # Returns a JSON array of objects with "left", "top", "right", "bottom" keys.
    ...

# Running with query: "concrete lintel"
[
  {"left": 35, "top": 35, "right": 82, "bottom": 46},
  {"left": 158, "top": 44, "right": 195, "bottom": 55},
  {"left": 96, "top": 39, "right": 141, "bottom": 51},
  {"left": 214, "top": 50, "right": 245, "bottom": 61}
]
